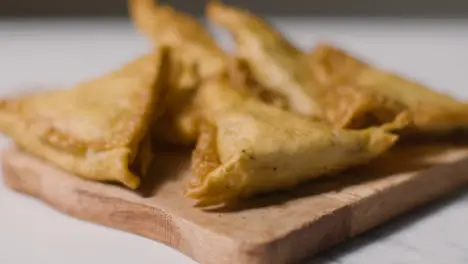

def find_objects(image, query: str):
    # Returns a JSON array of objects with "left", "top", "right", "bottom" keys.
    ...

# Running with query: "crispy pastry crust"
[
  {"left": 206, "top": 1, "right": 409, "bottom": 130},
  {"left": 0, "top": 47, "right": 171, "bottom": 189},
  {"left": 308, "top": 44, "right": 468, "bottom": 135},
  {"left": 185, "top": 75, "right": 402, "bottom": 207}
]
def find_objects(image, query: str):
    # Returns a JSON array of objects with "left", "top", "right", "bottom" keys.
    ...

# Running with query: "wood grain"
[{"left": 3, "top": 143, "right": 468, "bottom": 264}]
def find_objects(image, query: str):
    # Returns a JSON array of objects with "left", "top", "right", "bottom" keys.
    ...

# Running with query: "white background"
[{"left": 1, "top": 18, "right": 468, "bottom": 264}]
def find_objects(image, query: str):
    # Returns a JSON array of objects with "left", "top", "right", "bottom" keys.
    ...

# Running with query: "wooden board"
[{"left": 3, "top": 143, "right": 468, "bottom": 264}]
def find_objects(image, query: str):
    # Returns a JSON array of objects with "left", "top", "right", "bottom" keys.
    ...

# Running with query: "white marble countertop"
[{"left": 2, "top": 18, "right": 468, "bottom": 264}]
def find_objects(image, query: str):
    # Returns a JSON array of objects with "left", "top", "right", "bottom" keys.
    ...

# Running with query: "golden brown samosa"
[
  {"left": 129, "top": 0, "right": 231, "bottom": 145},
  {"left": 309, "top": 44, "right": 468, "bottom": 135},
  {"left": 206, "top": 1, "right": 408, "bottom": 129},
  {"left": 129, "top": 0, "right": 227, "bottom": 82},
  {"left": 0, "top": 47, "right": 170, "bottom": 189},
  {"left": 130, "top": 0, "right": 293, "bottom": 144},
  {"left": 185, "top": 74, "right": 401, "bottom": 207},
  {"left": 206, "top": 1, "right": 319, "bottom": 117}
]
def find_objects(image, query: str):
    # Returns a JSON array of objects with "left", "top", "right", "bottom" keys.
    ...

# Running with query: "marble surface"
[{"left": 1, "top": 18, "right": 468, "bottom": 264}]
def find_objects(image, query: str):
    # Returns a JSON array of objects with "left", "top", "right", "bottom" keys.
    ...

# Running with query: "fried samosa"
[
  {"left": 0, "top": 47, "right": 170, "bottom": 189},
  {"left": 130, "top": 0, "right": 291, "bottom": 144},
  {"left": 129, "top": 0, "right": 228, "bottom": 81},
  {"left": 129, "top": 0, "right": 231, "bottom": 145},
  {"left": 206, "top": 1, "right": 408, "bottom": 129},
  {"left": 185, "top": 74, "right": 401, "bottom": 207},
  {"left": 309, "top": 44, "right": 468, "bottom": 135}
]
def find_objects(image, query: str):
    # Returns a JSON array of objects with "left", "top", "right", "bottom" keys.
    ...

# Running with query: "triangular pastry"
[
  {"left": 129, "top": 0, "right": 229, "bottom": 145},
  {"left": 206, "top": 1, "right": 408, "bottom": 129},
  {"left": 185, "top": 74, "right": 401, "bottom": 206},
  {"left": 0, "top": 47, "right": 170, "bottom": 189},
  {"left": 129, "top": 0, "right": 289, "bottom": 144},
  {"left": 308, "top": 44, "right": 468, "bottom": 136}
]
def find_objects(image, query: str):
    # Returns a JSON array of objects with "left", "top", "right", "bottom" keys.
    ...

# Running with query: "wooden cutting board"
[{"left": 3, "top": 143, "right": 468, "bottom": 264}]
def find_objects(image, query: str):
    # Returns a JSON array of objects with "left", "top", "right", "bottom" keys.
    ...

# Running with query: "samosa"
[
  {"left": 206, "top": 1, "right": 408, "bottom": 129},
  {"left": 129, "top": 0, "right": 228, "bottom": 82},
  {"left": 129, "top": 0, "right": 230, "bottom": 145},
  {"left": 129, "top": 0, "right": 289, "bottom": 144},
  {"left": 0, "top": 47, "right": 170, "bottom": 189},
  {"left": 308, "top": 44, "right": 468, "bottom": 136},
  {"left": 185, "top": 74, "right": 402, "bottom": 207}
]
